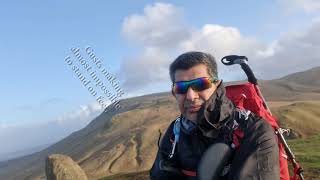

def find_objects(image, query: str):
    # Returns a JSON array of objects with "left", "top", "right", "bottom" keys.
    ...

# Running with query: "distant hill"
[
  {"left": 0, "top": 143, "right": 50, "bottom": 162},
  {"left": 0, "top": 93, "right": 178, "bottom": 180},
  {"left": 0, "top": 66, "right": 319, "bottom": 180},
  {"left": 258, "top": 66, "right": 320, "bottom": 101},
  {"left": 278, "top": 66, "right": 320, "bottom": 87}
]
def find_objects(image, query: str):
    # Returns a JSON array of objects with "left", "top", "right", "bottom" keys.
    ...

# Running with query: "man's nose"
[{"left": 186, "top": 87, "right": 198, "bottom": 100}]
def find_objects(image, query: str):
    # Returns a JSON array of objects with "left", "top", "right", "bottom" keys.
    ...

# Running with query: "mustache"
[{"left": 184, "top": 100, "right": 204, "bottom": 108}]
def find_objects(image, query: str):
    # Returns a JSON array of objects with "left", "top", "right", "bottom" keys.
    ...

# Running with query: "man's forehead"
[{"left": 174, "top": 64, "right": 210, "bottom": 82}]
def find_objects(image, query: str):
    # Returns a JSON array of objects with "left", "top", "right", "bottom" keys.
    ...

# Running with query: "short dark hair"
[{"left": 169, "top": 51, "right": 218, "bottom": 83}]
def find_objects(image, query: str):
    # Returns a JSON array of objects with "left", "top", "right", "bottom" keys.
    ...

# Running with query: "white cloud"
[
  {"left": 177, "top": 24, "right": 265, "bottom": 81},
  {"left": 179, "top": 24, "right": 264, "bottom": 63},
  {"left": 254, "top": 20, "right": 320, "bottom": 78},
  {"left": 121, "top": 2, "right": 190, "bottom": 91},
  {"left": 120, "top": 2, "right": 320, "bottom": 90},
  {"left": 56, "top": 102, "right": 102, "bottom": 126},
  {"left": 280, "top": 0, "right": 320, "bottom": 13},
  {"left": 0, "top": 102, "right": 103, "bottom": 159},
  {"left": 120, "top": 3, "right": 265, "bottom": 88},
  {"left": 312, "top": 16, "right": 320, "bottom": 23},
  {"left": 122, "top": 2, "right": 190, "bottom": 48},
  {"left": 120, "top": 47, "right": 171, "bottom": 91}
]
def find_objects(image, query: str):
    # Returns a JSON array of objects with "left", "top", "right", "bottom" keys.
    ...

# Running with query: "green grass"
[{"left": 287, "top": 135, "right": 320, "bottom": 179}]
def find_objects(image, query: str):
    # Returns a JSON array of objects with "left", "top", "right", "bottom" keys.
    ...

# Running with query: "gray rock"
[{"left": 45, "top": 154, "right": 88, "bottom": 180}]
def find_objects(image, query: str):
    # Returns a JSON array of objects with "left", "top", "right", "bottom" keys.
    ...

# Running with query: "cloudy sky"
[{"left": 1, "top": 0, "right": 320, "bottom": 158}]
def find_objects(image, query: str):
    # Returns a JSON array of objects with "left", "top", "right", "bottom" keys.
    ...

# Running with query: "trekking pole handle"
[
  {"left": 221, "top": 55, "right": 258, "bottom": 85},
  {"left": 221, "top": 55, "right": 248, "bottom": 65}
]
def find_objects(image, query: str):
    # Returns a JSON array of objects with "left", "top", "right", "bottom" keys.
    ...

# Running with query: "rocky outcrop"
[{"left": 45, "top": 154, "right": 88, "bottom": 180}]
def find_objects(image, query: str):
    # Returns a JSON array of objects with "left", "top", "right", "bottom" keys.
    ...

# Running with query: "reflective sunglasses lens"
[
  {"left": 173, "top": 77, "right": 212, "bottom": 94},
  {"left": 192, "top": 77, "right": 212, "bottom": 91},
  {"left": 174, "top": 82, "right": 189, "bottom": 94}
]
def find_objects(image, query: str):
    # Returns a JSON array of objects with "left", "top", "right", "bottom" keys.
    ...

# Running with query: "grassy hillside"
[
  {"left": 79, "top": 97, "right": 179, "bottom": 179},
  {"left": 99, "top": 135, "right": 320, "bottom": 180},
  {"left": 0, "top": 93, "right": 179, "bottom": 180},
  {"left": 288, "top": 135, "right": 320, "bottom": 180},
  {"left": 271, "top": 101, "right": 320, "bottom": 138}
]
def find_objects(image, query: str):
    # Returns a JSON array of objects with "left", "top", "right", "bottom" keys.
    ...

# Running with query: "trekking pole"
[
  {"left": 221, "top": 55, "right": 305, "bottom": 180},
  {"left": 277, "top": 128, "right": 305, "bottom": 180},
  {"left": 221, "top": 55, "right": 271, "bottom": 113}
]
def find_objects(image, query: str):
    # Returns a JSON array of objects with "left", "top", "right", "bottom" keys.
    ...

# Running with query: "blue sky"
[{"left": 1, "top": 0, "right": 320, "bottom": 156}]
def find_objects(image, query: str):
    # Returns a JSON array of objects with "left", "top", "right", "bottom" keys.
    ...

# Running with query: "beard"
[{"left": 183, "top": 98, "right": 205, "bottom": 122}]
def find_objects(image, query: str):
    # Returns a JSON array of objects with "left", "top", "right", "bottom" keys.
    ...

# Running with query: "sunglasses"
[{"left": 172, "top": 77, "right": 219, "bottom": 94}]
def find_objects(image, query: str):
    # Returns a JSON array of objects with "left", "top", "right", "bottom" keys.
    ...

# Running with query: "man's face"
[{"left": 173, "top": 64, "right": 220, "bottom": 122}]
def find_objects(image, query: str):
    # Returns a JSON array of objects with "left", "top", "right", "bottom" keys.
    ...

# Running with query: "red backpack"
[
  {"left": 225, "top": 82, "right": 290, "bottom": 180},
  {"left": 223, "top": 55, "right": 304, "bottom": 180}
]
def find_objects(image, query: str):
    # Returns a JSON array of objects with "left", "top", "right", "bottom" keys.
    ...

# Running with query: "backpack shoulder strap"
[
  {"left": 231, "top": 108, "right": 251, "bottom": 149},
  {"left": 233, "top": 107, "right": 251, "bottom": 125},
  {"left": 168, "top": 116, "right": 181, "bottom": 159}
]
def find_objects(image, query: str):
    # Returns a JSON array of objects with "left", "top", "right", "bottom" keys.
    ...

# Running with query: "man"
[{"left": 150, "top": 51, "right": 280, "bottom": 180}]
